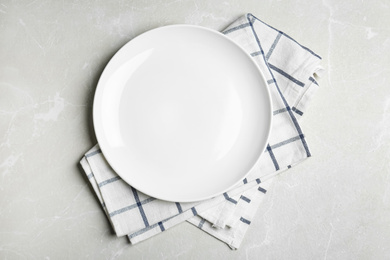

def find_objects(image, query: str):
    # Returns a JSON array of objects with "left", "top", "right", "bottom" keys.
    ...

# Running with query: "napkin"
[{"left": 80, "top": 13, "right": 322, "bottom": 249}]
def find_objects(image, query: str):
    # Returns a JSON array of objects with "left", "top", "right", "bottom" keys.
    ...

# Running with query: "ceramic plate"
[{"left": 93, "top": 25, "right": 272, "bottom": 202}]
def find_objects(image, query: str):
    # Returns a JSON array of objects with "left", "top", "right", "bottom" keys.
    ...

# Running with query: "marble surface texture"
[{"left": 1, "top": 0, "right": 389, "bottom": 259}]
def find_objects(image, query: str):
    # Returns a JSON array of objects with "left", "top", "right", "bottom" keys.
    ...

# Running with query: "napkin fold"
[{"left": 80, "top": 13, "right": 322, "bottom": 249}]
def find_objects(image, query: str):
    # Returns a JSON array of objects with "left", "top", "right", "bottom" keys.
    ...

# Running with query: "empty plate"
[{"left": 93, "top": 25, "right": 272, "bottom": 202}]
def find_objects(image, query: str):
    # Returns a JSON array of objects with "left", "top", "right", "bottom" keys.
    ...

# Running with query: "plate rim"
[{"left": 92, "top": 24, "right": 273, "bottom": 202}]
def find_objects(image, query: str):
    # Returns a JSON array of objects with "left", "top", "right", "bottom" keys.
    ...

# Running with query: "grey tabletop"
[{"left": 1, "top": 0, "right": 389, "bottom": 259}]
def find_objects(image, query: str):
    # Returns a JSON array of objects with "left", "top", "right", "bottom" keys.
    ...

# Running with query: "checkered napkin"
[{"left": 80, "top": 13, "right": 322, "bottom": 249}]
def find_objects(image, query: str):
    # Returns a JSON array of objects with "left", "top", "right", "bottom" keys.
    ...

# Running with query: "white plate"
[{"left": 93, "top": 25, "right": 272, "bottom": 202}]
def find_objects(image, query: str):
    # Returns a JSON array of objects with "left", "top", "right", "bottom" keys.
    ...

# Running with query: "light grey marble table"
[{"left": 1, "top": 0, "right": 389, "bottom": 259}]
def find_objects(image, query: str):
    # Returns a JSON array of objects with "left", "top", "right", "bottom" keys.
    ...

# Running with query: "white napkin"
[{"left": 80, "top": 13, "right": 322, "bottom": 249}]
